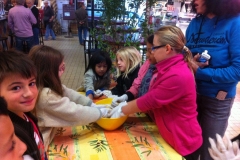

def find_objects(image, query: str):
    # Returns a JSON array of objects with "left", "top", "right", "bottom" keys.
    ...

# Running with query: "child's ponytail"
[{"left": 182, "top": 45, "right": 194, "bottom": 73}]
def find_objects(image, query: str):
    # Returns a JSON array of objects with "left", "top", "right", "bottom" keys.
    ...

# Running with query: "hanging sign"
[{"left": 63, "top": 4, "right": 76, "bottom": 20}]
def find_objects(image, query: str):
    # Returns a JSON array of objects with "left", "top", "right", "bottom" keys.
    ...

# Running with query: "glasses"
[{"left": 151, "top": 45, "right": 166, "bottom": 52}]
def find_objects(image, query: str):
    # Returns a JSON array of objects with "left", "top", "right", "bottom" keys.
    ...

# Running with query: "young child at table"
[
  {"left": 77, "top": 50, "right": 112, "bottom": 100},
  {"left": 0, "top": 51, "right": 46, "bottom": 160},
  {"left": 110, "top": 25, "right": 202, "bottom": 159},
  {"left": 112, "top": 35, "right": 157, "bottom": 106},
  {"left": 0, "top": 96, "right": 31, "bottom": 160},
  {"left": 111, "top": 46, "right": 141, "bottom": 96},
  {"left": 28, "top": 45, "right": 111, "bottom": 151}
]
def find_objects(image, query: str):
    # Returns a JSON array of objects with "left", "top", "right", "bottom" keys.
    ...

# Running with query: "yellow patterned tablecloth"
[{"left": 47, "top": 113, "right": 183, "bottom": 160}]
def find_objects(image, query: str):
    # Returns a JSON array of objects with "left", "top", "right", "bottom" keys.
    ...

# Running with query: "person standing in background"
[
  {"left": 8, "top": 0, "right": 36, "bottom": 52},
  {"left": 43, "top": 0, "right": 56, "bottom": 40},
  {"left": 75, "top": 2, "right": 88, "bottom": 45},
  {"left": 26, "top": 0, "right": 39, "bottom": 45},
  {"left": 185, "top": 0, "right": 240, "bottom": 159}
]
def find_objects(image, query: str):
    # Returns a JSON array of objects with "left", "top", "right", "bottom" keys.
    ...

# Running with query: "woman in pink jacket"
[
  {"left": 112, "top": 35, "right": 158, "bottom": 106},
  {"left": 110, "top": 25, "right": 202, "bottom": 159}
]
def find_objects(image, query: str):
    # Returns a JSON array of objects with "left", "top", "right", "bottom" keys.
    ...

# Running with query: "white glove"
[
  {"left": 100, "top": 108, "right": 111, "bottom": 118},
  {"left": 91, "top": 103, "right": 108, "bottom": 108},
  {"left": 94, "top": 89, "right": 103, "bottom": 98},
  {"left": 102, "top": 90, "right": 112, "bottom": 97},
  {"left": 208, "top": 134, "right": 240, "bottom": 160},
  {"left": 23, "top": 155, "right": 34, "bottom": 160},
  {"left": 111, "top": 94, "right": 128, "bottom": 107},
  {"left": 110, "top": 101, "right": 127, "bottom": 118}
]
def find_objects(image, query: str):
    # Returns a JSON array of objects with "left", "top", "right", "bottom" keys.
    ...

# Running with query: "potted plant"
[{"left": 90, "top": 0, "right": 157, "bottom": 57}]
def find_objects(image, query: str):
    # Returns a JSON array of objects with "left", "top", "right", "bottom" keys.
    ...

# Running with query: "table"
[{"left": 46, "top": 109, "right": 183, "bottom": 159}]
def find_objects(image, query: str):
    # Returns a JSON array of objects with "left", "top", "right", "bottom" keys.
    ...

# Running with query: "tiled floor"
[{"left": 44, "top": 35, "right": 240, "bottom": 140}]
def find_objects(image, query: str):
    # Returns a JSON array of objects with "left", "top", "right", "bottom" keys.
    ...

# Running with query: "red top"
[{"left": 27, "top": 115, "right": 46, "bottom": 160}]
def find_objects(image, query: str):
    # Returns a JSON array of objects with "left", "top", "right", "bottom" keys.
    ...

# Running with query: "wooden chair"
[
  {"left": 8, "top": 32, "right": 15, "bottom": 48},
  {"left": 0, "top": 37, "right": 8, "bottom": 51},
  {"left": 39, "top": 20, "right": 44, "bottom": 45}
]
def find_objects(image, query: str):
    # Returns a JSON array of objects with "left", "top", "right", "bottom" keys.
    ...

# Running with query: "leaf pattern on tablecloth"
[
  {"left": 89, "top": 139, "right": 109, "bottom": 152},
  {"left": 48, "top": 144, "right": 69, "bottom": 159},
  {"left": 55, "top": 127, "right": 66, "bottom": 136},
  {"left": 126, "top": 136, "right": 156, "bottom": 157}
]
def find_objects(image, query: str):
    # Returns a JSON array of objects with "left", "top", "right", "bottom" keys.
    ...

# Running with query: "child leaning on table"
[
  {"left": 77, "top": 50, "right": 112, "bottom": 100},
  {"left": 110, "top": 25, "right": 202, "bottom": 160},
  {"left": 0, "top": 51, "right": 46, "bottom": 160},
  {"left": 28, "top": 45, "right": 111, "bottom": 151},
  {"left": 112, "top": 35, "right": 157, "bottom": 106},
  {"left": 111, "top": 46, "right": 141, "bottom": 96}
]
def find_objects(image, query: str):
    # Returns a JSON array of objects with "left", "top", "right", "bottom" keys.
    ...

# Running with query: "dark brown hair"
[
  {"left": 191, "top": 0, "right": 240, "bottom": 17},
  {"left": 29, "top": 45, "right": 64, "bottom": 96},
  {"left": 0, "top": 50, "right": 37, "bottom": 84},
  {"left": 0, "top": 97, "right": 9, "bottom": 116}
]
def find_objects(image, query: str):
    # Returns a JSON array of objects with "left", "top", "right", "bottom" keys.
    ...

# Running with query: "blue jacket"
[{"left": 186, "top": 14, "right": 240, "bottom": 98}]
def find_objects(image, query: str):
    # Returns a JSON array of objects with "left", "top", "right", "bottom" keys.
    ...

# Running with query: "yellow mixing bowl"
[{"left": 95, "top": 98, "right": 128, "bottom": 130}]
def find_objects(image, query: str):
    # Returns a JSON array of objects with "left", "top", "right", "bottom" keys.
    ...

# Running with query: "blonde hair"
[
  {"left": 155, "top": 25, "right": 193, "bottom": 71},
  {"left": 116, "top": 46, "right": 142, "bottom": 78}
]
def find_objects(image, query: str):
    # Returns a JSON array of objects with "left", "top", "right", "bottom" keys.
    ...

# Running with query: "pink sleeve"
[
  {"left": 137, "top": 72, "right": 188, "bottom": 111},
  {"left": 127, "top": 60, "right": 150, "bottom": 98}
]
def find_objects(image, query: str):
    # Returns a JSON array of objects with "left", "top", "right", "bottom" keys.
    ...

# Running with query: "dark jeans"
[
  {"left": 15, "top": 36, "right": 34, "bottom": 53},
  {"left": 183, "top": 147, "right": 200, "bottom": 160},
  {"left": 78, "top": 26, "right": 88, "bottom": 44},
  {"left": 32, "top": 27, "right": 39, "bottom": 45},
  {"left": 197, "top": 94, "right": 234, "bottom": 160}
]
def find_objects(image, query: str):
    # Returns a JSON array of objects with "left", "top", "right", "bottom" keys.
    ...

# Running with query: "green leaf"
[
  {"left": 93, "top": 145, "right": 100, "bottom": 149},
  {"left": 89, "top": 140, "right": 98, "bottom": 143},
  {"left": 133, "top": 144, "right": 144, "bottom": 147},
  {"left": 141, "top": 150, "right": 151, "bottom": 156}
]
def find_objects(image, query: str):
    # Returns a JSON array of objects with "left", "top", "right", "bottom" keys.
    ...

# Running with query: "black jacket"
[
  {"left": 75, "top": 7, "right": 88, "bottom": 27},
  {"left": 9, "top": 111, "right": 42, "bottom": 160},
  {"left": 111, "top": 65, "right": 140, "bottom": 97},
  {"left": 43, "top": 6, "right": 54, "bottom": 27},
  {"left": 31, "top": 6, "right": 39, "bottom": 28}
]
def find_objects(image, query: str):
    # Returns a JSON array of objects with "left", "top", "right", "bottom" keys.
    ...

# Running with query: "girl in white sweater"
[{"left": 29, "top": 45, "right": 110, "bottom": 150}]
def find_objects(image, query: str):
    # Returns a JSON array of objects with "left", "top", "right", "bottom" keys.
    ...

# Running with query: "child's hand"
[
  {"left": 91, "top": 103, "right": 108, "bottom": 108},
  {"left": 100, "top": 108, "right": 112, "bottom": 118},
  {"left": 94, "top": 89, "right": 103, "bottom": 98},
  {"left": 111, "top": 94, "right": 128, "bottom": 107},
  {"left": 88, "top": 94, "right": 93, "bottom": 100},
  {"left": 110, "top": 101, "right": 127, "bottom": 118},
  {"left": 102, "top": 90, "right": 112, "bottom": 97}
]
